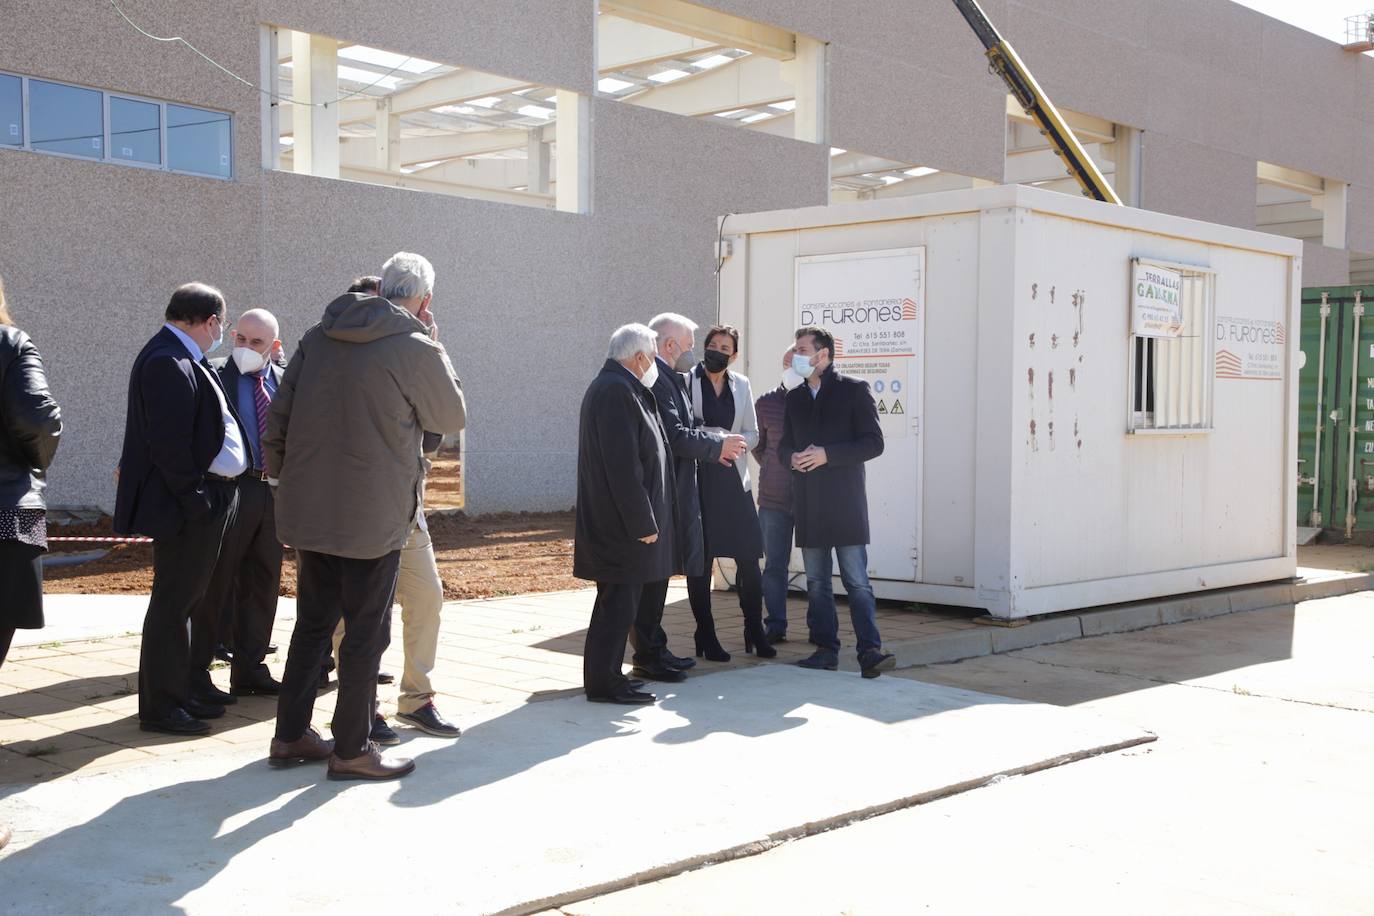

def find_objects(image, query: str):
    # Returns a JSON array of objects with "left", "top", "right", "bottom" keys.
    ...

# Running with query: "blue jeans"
[
  {"left": 759, "top": 508, "right": 794, "bottom": 638},
  {"left": 802, "top": 545, "right": 881, "bottom": 659}
]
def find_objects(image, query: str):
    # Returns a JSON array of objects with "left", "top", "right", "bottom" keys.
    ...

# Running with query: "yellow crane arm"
[{"left": 952, "top": 0, "right": 1123, "bottom": 205}]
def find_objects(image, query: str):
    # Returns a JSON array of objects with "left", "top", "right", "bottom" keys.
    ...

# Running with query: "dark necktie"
[{"left": 253, "top": 375, "right": 271, "bottom": 469}]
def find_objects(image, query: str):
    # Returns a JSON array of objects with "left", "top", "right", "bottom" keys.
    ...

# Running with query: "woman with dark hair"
[
  {"left": 0, "top": 274, "right": 63, "bottom": 850},
  {"left": 686, "top": 324, "right": 775, "bottom": 661}
]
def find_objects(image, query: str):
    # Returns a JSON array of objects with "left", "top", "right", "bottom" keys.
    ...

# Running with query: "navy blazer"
[{"left": 114, "top": 327, "right": 249, "bottom": 539}]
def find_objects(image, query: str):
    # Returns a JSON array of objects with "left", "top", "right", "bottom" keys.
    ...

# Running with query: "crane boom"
[{"left": 952, "top": 0, "right": 1123, "bottom": 205}]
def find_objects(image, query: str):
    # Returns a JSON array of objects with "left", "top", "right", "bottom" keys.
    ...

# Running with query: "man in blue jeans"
[
  {"left": 777, "top": 326, "right": 895, "bottom": 678},
  {"left": 752, "top": 344, "right": 805, "bottom": 643}
]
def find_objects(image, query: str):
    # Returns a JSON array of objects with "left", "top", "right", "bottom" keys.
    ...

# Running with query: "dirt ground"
[{"left": 43, "top": 511, "right": 579, "bottom": 600}]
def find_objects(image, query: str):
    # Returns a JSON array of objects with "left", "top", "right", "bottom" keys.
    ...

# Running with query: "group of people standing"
[
  {"left": 109, "top": 253, "right": 466, "bottom": 782},
  {"left": 0, "top": 262, "right": 897, "bottom": 849},
  {"left": 575, "top": 314, "right": 896, "bottom": 705}
]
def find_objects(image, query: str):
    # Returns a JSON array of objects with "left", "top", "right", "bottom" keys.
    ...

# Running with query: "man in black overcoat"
[
  {"left": 574, "top": 324, "right": 677, "bottom": 705},
  {"left": 778, "top": 326, "right": 896, "bottom": 678},
  {"left": 628, "top": 313, "right": 748, "bottom": 682}
]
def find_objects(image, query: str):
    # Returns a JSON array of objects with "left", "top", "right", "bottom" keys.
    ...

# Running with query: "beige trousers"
[{"left": 333, "top": 520, "right": 444, "bottom": 714}]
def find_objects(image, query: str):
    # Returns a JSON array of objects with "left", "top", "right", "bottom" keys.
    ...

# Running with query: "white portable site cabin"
[{"left": 719, "top": 185, "right": 1301, "bottom": 620}]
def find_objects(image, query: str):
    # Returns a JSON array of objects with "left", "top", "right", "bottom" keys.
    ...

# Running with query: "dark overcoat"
[
  {"left": 647, "top": 355, "right": 722, "bottom": 577},
  {"left": 777, "top": 365, "right": 884, "bottom": 549},
  {"left": 114, "top": 326, "right": 250, "bottom": 540},
  {"left": 573, "top": 360, "right": 676, "bottom": 584}
]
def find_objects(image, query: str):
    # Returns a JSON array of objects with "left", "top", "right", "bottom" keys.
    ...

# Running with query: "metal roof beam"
[
  {"left": 597, "top": 15, "right": 723, "bottom": 71},
  {"left": 1257, "top": 161, "right": 1325, "bottom": 197},
  {"left": 339, "top": 125, "right": 552, "bottom": 167},
  {"left": 600, "top": 0, "right": 796, "bottom": 60},
  {"left": 337, "top": 70, "right": 535, "bottom": 124},
  {"left": 626, "top": 52, "right": 791, "bottom": 116}
]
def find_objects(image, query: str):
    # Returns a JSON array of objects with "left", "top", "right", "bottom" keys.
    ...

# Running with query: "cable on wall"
[{"left": 107, "top": 0, "right": 415, "bottom": 108}]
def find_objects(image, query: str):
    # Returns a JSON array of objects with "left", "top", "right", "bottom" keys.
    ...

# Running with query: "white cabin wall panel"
[
  {"left": 790, "top": 214, "right": 983, "bottom": 587},
  {"left": 1202, "top": 245, "right": 1292, "bottom": 562}
]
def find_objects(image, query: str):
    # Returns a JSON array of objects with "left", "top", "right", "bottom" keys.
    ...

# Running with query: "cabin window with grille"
[{"left": 1128, "top": 263, "right": 1215, "bottom": 433}]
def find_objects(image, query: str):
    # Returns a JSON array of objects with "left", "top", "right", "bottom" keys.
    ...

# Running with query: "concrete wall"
[{"left": 0, "top": 0, "right": 1369, "bottom": 512}]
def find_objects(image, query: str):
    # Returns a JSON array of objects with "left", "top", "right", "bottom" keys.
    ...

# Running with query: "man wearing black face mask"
[
  {"left": 627, "top": 312, "right": 748, "bottom": 682},
  {"left": 115, "top": 282, "right": 251, "bottom": 735}
]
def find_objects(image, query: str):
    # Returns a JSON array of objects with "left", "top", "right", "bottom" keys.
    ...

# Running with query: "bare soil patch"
[{"left": 44, "top": 511, "right": 579, "bottom": 601}]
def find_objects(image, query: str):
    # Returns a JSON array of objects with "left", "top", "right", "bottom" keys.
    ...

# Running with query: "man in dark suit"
[
  {"left": 628, "top": 313, "right": 747, "bottom": 683},
  {"left": 187, "top": 308, "right": 286, "bottom": 706},
  {"left": 778, "top": 326, "right": 896, "bottom": 679},
  {"left": 574, "top": 324, "right": 675, "bottom": 705},
  {"left": 115, "top": 283, "right": 251, "bottom": 734}
]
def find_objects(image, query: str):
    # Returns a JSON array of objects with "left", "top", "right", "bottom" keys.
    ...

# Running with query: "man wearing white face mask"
[{"left": 187, "top": 308, "right": 287, "bottom": 704}]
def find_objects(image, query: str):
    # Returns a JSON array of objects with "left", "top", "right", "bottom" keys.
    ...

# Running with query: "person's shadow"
[{"left": 0, "top": 758, "right": 343, "bottom": 913}]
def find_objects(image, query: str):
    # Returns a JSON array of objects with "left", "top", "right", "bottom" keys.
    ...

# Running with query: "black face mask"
[{"left": 703, "top": 350, "right": 730, "bottom": 374}]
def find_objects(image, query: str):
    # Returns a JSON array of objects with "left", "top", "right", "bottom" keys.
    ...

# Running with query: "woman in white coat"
[{"left": 686, "top": 325, "right": 775, "bottom": 661}]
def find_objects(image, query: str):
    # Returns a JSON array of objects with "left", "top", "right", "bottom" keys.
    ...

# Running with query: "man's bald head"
[
  {"left": 237, "top": 308, "right": 279, "bottom": 340},
  {"left": 233, "top": 308, "right": 283, "bottom": 366}
]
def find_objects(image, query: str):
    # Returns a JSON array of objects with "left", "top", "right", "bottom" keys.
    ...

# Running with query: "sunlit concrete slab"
[{"left": 0, "top": 665, "right": 1150, "bottom": 915}]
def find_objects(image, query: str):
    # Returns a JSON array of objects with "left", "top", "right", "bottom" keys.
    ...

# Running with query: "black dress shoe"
[
  {"left": 859, "top": 650, "right": 896, "bottom": 679},
  {"left": 266, "top": 644, "right": 279, "bottom": 655},
  {"left": 317, "top": 668, "right": 331, "bottom": 689},
  {"left": 190, "top": 682, "right": 237, "bottom": 706},
  {"left": 213, "top": 643, "right": 234, "bottom": 663},
  {"left": 630, "top": 664, "right": 686, "bottom": 683},
  {"left": 184, "top": 698, "right": 226, "bottom": 720},
  {"left": 377, "top": 671, "right": 396, "bottom": 685},
  {"left": 587, "top": 688, "right": 656, "bottom": 705},
  {"left": 627, "top": 679, "right": 645, "bottom": 689},
  {"left": 230, "top": 674, "right": 282, "bottom": 697},
  {"left": 660, "top": 652, "right": 696, "bottom": 671},
  {"left": 140, "top": 708, "right": 211, "bottom": 735},
  {"left": 797, "top": 650, "right": 839, "bottom": 671}
]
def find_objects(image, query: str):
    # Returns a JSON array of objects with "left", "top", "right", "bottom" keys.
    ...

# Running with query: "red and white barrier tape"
[{"left": 48, "top": 535, "right": 154, "bottom": 544}]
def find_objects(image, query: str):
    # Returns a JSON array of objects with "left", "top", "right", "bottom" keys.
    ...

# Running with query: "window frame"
[
  {"left": 1126, "top": 258, "right": 1217, "bottom": 437},
  {"left": 0, "top": 68, "right": 233, "bottom": 181}
]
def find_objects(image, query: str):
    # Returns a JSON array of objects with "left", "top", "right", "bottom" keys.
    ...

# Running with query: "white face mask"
[
  {"left": 792, "top": 352, "right": 816, "bottom": 378},
  {"left": 781, "top": 367, "right": 806, "bottom": 390},
  {"left": 640, "top": 356, "right": 660, "bottom": 390},
  {"left": 232, "top": 346, "right": 268, "bottom": 374}
]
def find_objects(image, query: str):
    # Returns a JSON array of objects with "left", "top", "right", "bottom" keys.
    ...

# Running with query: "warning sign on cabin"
[{"left": 1131, "top": 260, "right": 1184, "bottom": 338}]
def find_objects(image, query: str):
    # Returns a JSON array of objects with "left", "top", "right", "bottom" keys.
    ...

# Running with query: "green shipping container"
[{"left": 1299, "top": 284, "right": 1374, "bottom": 540}]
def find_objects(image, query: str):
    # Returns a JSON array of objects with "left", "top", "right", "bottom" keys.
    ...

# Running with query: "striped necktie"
[{"left": 253, "top": 374, "right": 271, "bottom": 469}]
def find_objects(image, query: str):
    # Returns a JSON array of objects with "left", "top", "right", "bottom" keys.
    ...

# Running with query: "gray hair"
[
  {"left": 607, "top": 323, "right": 658, "bottom": 362},
  {"left": 380, "top": 251, "right": 436, "bottom": 301},
  {"left": 648, "top": 312, "right": 698, "bottom": 340}
]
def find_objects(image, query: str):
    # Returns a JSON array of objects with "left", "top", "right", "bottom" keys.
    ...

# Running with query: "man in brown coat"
[{"left": 263, "top": 252, "right": 466, "bottom": 780}]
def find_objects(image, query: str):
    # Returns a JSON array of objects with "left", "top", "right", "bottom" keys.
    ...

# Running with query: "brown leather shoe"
[
  {"left": 326, "top": 742, "right": 415, "bottom": 781},
  {"left": 268, "top": 727, "right": 335, "bottom": 768}
]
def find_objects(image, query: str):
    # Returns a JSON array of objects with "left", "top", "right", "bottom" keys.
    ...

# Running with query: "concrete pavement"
[
  {"left": 0, "top": 664, "right": 1147, "bottom": 915},
  {"left": 554, "top": 593, "right": 1374, "bottom": 915}
]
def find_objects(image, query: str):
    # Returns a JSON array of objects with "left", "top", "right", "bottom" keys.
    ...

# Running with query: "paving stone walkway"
[{"left": 0, "top": 585, "right": 972, "bottom": 784}]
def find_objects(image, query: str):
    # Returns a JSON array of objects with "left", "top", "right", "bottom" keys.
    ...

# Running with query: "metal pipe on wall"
[
  {"left": 1310, "top": 292, "right": 1329, "bottom": 526},
  {"left": 1346, "top": 291, "right": 1364, "bottom": 539}
]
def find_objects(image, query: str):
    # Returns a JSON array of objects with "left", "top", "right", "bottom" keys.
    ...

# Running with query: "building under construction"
[{"left": 0, "top": 0, "right": 1371, "bottom": 512}]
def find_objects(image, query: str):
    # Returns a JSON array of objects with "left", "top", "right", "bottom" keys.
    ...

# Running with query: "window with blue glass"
[
  {"left": 110, "top": 96, "right": 161, "bottom": 165},
  {"left": 30, "top": 80, "right": 103, "bottom": 158},
  {"left": 167, "top": 104, "right": 231, "bottom": 178},
  {"left": 0, "top": 74, "right": 20, "bottom": 146},
  {"left": 0, "top": 70, "right": 231, "bottom": 179}
]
